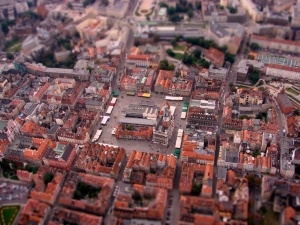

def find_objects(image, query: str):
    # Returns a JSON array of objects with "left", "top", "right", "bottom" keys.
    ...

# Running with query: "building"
[
  {"left": 250, "top": 35, "right": 300, "bottom": 54},
  {"left": 266, "top": 64, "right": 300, "bottom": 81},
  {"left": 204, "top": 48, "right": 225, "bottom": 68},
  {"left": 115, "top": 101, "right": 159, "bottom": 141},
  {"left": 273, "top": 0, "right": 295, "bottom": 13},
  {"left": 238, "top": 88, "right": 263, "bottom": 105},
  {"left": 179, "top": 196, "right": 216, "bottom": 225},
  {"left": 75, "top": 143, "right": 126, "bottom": 179},
  {"left": 123, "top": 150, "right": 177, "bottom": 190},
  {"left": 0, "top": 119, "right": 21, "bottom": 142},
  {"left": 30, "top": 167, "right": 66, "bottom": 205},
  {"left": 4, "top": 137, "right": 54, "bottom": 165},
  {"left": 291, "top": 5, "right": 300, "bottom": 28},
  {"left": 18, "top": 199, "right": 50, "bottom": 225},
  {"left": 42, "top": 143, "right": 76, "bottom": 170},
  {"left": 25, "top": 63, "right": 90, "bottom": 81},
  {"left": 57, "top": 110, "right": 100, "bottom": 145},
  {"left": 237, "top": 59, "right": 264, "bottom": 82},
  {"left": 113, "top": 184, "right": 167, "bottom": 220},
  {"left": 126, "top": 54, "right": 152, "bottom": 68},
  {"left": 106, "top": 1, "right": 129, "bottom": 18},
  {"left": 16, "top": 170, "right": 33, "bottom": 182},
  {"left": 152, "top": 101, "right": 175, "bottom": 146},
  {"left": 49, "top": 207, "right": 103, "bottom": 225},
  {"left": 75, "top": 17, "right": 108, "bottom": 41},
  {"left": 240, "top": 0, "right": 264, "bottom": 21},
  {"left": 154, "top": 70, "right": 174, "bottom": 94},
  {"left": 276, "top": 92, "right": 294, "bottom": 115},
  {"left": 59, "top": 172, "right": 114, "bottom": 215},
  {"left": 208, "top": 65, "right": 228, "bottom": 81},
  {"left": 208, "top": 21, "right": 245, "bottom": 54}
]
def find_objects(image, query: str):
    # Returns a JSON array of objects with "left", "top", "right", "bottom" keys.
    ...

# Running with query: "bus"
[
  {"left": 165, "top": 96, "right": 183, "bottom": 101},
  {"left": 106, "top": 106, "right": 114, "bottom": 115},
  {"left": 92, "top": 130, "right": 103, "bottom": 142},
  {"left": 110, "top": 97, "right": 117, "bottom": 106},
  {"left": 181, "top": 112, "right": 187, "bottom": 119},
  {"left": 127, "top": 92, "right": 136, "bottom": 96},
  {"left": 170, "top": 106, "right": 176, "bottom": 116},
  {"left": 175, "top": 129, "right": 184, "bottom": 148},
  {"left": 101, "top": 116, "right": 110, "bottom": 125}
]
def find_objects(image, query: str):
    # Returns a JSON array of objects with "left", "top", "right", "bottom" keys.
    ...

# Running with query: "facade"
[
  {"left": 238, "top": 88, "right": 263, "bottom": 105},
  {"left": 250, "top": 35, "right": 300, "bottom": 54},
  {"left": 0, "top": 119, "right": 21, "bottom": 142},
  {"left": 276, "top": 92, "right": 294, "bottom": 115},
  {"left": 266, "top": 64, "right": 300, "bottom": 81},
  {"left": 240, "top": 0, "right": 264, "bottom": 21},
  {"left": 208, "top": 65, "right": 228, "bottom": 81}
]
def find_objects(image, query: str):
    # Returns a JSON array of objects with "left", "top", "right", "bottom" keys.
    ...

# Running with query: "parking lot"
[
  {"left": 97, "top": 91, "right": 187, "bottom": 155},
  {"left": 0, "top": 181, "right": 30, "bottom": 204}
]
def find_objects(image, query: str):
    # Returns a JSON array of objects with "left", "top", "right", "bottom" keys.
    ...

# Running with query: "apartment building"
[
  {"left": 273, "top": 0, "right": 295, "bottom": 13},
  {"left": 238, "top": 88, "right": 263, "bottom": 105},
  {"left": 42, "top": 143, "right": 76, "bottom": 170},
  {"left": 75, "top": 17, "right": 107, "bottom": 41},
  {"left": 204, "top": 48, "right": 225, "bottom": 68},
  {"left": 291, "top": 5, "right": 300, "bottom": 28},
  {"left": 208, "top": 65, "right": 228, "bottom": 81},
  {"left": 240, "top": 0, "right": 264, "bottom": 21},
  {"left": 59, "top": 172, "right": 114, "bottom": 215},
  {"left": 123, "top": 150, "right": 177, "bottom": 190},
  {"left": 30, "top": 167, "right": 66, "bottom": 205},
  {"left": 266, "top": 64, "right": 300, "bottom": 81},
  {"left": 75, "top": 143, "right": 126, "bottom": 179},
  {"left": 18, "top": 199, "right": 50, "bottom": 225},
  {"left": 251, "top": 35, "right": 300, "bottom": 54},
  {"left": 154, "top": 70, "right": 174, "bottom": 94},
  {"left": 0, "top": 119, "right": 21, "bottom": 142},
  {"left": 113, "top": 184, "right": 167, "bottom": 220},
  {"left": 276, "top": 92, "right": 294, "bottom": 115},
  {"left": 126, "top": 54, "right": 151, "bottom": 68}
]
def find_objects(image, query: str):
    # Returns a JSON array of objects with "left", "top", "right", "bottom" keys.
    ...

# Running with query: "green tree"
[
  {"left": 182, "top": 53, "right": 194, "bottom": 65},
  {"left": 171, "top": 39, "right": 177, "bottom": 47},
  {"left": 159, "top": 2, "right": 169, "bottom": 8},
  {"left": 259, "top": 206, "right": 267, "bottom": 215},
  {"left": 187, "top": 10, "right": 194, "bottom": 19},
  {"left": 191, "top": 184, "right": 202, "bottom": 196},
  {"left": 86, "top": 66, "right": 93, "bottom": 74},
  {"left": 67, "top": 2, "right": 73, "bottom": 9},
  {"left": 169, "top": 14, "right": 182, "bottom": 23},
  {"left": 227, "top": 6, "right": 237, "bottom": 14},
  {"left": 166, "top": 49, "right": 175, "bottom": 57},
  {"left": 167, "top": 7, "right": 176, "bottom": 15},
  {"left": 192, "top": 49, "right": 201, "bottom": 58},
  {"left": 159, "top": 59, "right": 175, "bottom": 71},
  {"left": 6, "top": 53, "right": 14, "bottom": 60},
  {"left": 225, "top": 53, "right": 235, "bottom": 63},
  {"left": 250, "top": 43, "right": 260, "bottom": 51},
  {"left": 43, "top": 172, "right": 54, "bottom": 185},
  {"left": 1, "top": 22, "right": 9, "bottom": 35},
  {"left": 248, "top": 70, "right": 260, "bottom": 85}
]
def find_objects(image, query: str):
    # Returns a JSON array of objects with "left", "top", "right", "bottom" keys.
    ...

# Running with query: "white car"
[{"left": 111, "top": 128, "right": 116, "bottom": 135}]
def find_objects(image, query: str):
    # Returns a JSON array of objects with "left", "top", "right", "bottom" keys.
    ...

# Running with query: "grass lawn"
[
  {"left": 5, "top": 43, "right": 21, "bottom": 52},
  {"left": 262, "top": 204, "right": 279, "bottom": 225},
  {"left": 0, "top": 205, "right": 20, "bottom": 225},
  {"left": 174, "top": 53, "right": 183, "bottom": 60},
  {"left": 173, "top": 45, "right": 186, "bottom": 51},
  {"left": 286, "top": 87, "right": 300, "bottom": 95}
]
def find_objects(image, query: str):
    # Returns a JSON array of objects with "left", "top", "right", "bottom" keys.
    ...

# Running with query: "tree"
[
  {"left": 167, "top": 7, "right": 176, "bottom": 15},
  {"left": 146, "top": 15, "right": 150, "bottom": 21},
  {"left": 248, "top": 70, "right": 260, "bottom": 85},
  {"left": 6, "top": 53, "right": 14, "bottom": 60},
  {"left": 1, "top": 22, "right": 9, "bottom": 35},
  {"left": 67, "top": 2, "right": 73, "bottom": 9},
  {"left": 43, "top": 172, "right": 54, "bottom": 185},
  {"left": 293, "top": 109, "right": 300, "bottom": 116},
  {"left": 86, "top": 66, "right": 93, "bottom": 74},
  {"left": 166, "top": 49, "right": 175, "bottom": 57},
  {"left": 259, "top": 206, "right": 267, "bottom": 215},
  {"left": 191, "top": 184, "right": 202, "bottom": 196},
  {"left": 250, "top": 43, "right": 260, "bottom": 51},
  {"left": 159, "top": 59, "right": 175, "bottom": 71},
  {"left": 182, "top": 53, "right": 194, "bottom": 65},
  {"left": 171, "top": 39, "right": 177, "bottom": 47},
  {"left": 225, "top": 53, "right": 235, "bottom": 63},
  {"left": 239, "top": 115, "right": 250, "bottom": 120},
  {"left": 169, "top": 14, "right": 182, "bottom": 23},
  {"left": 187, "top": 10, "right": 194, "bottom": 19},
  {"left": 196, "top": 1, "right": 202, "bottom": 10},
  {"left": 192, "top": 49, "right": 201, "bottom": 58},
  {"left": 227, "top": 6, "right": 237, "bottom": 14},
  {"left": 159, "top": 2, "right": 169, "bottom": 8}
]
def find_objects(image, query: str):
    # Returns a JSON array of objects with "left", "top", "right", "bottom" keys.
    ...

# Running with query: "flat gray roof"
[{"left": 119, "top": 117, "right": 157, "bottom": 126}]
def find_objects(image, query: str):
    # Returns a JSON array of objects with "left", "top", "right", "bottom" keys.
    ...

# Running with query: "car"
[{"left": 111, "top": 128, "right": 116, "bottom": 135}]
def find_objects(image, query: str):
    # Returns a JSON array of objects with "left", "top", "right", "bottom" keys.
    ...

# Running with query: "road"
[{"left": 212, "top": 61, "right": 236, "bottom": 197}]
